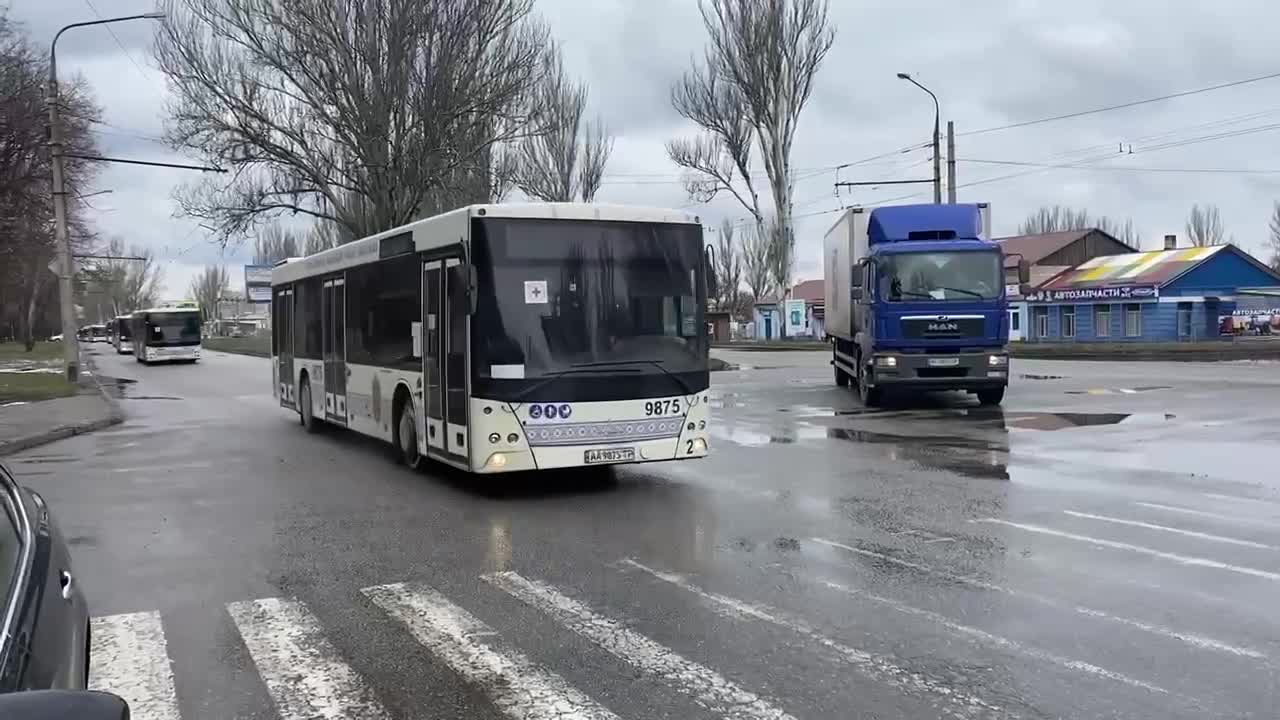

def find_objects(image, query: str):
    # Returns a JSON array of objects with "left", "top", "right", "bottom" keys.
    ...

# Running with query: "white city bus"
[
  {"left": 130, "top": 306, "right": 203, "bottom": 364},
  {"left": 111, "top": 315, "right": 133, "bottom": 354},
  {"left": 270, "top": 203, "right": 713, "bottom": 474}
]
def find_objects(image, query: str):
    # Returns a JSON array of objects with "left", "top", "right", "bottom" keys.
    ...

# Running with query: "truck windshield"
[
  {"left": 879, "top": 251, "right": 1002, "bottom": 301},
  {"left": 471, "top": 217, "right": 708, "bottom": 401}
]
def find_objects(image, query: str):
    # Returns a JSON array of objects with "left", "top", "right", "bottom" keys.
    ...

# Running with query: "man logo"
[{"left": 927, "top": 322, "right": 960, "bottom": 332}]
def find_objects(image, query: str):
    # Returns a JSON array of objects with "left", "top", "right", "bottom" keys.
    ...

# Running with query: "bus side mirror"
[
  {"left": 466, "top": 264, "right": 479, "bottom": 315},
  {"left": 705, "top": 244, "right": 719, "bottom": 300}
]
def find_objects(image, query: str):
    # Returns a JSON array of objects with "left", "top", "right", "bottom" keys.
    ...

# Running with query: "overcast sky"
[{"left": 14, "top": 0, "right": 1280, "bottom": 298}]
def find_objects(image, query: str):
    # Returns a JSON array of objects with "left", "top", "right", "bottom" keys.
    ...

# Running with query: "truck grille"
[{"left": 901, "top": 317, "right": 984, "bottom": 339}]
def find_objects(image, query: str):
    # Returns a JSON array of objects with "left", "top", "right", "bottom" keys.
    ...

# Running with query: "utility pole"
[
  {"left": 898, "top": 73, "right": 942, "bottom": 204},
  {"left": 946, "top": 121, "right": 957, "bottom": 203},
  {"left": 48, "top": 12, "right": 165, "bottom": 383}
]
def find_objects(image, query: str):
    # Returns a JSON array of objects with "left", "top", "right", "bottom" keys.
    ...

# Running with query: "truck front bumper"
[{"left": 868, "top": 351, "right": 1008, "bottom": 390}]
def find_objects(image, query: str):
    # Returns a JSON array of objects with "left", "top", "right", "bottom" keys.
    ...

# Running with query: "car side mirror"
[
  {"left": 0, "top": 690, "right": 130, "bottom": 720},
  {"left": 850, "top": 287, "right": 864, "bottom": 301}
]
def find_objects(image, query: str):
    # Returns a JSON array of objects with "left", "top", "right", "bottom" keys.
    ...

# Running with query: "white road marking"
[
  {"left": 616, "top": 560, "right": 1002, "bottom": 720},
  {"left": 89, "top": 611, "right": 181, "bottom": 720},
  {"left": 1204, "top": 492, "right": 1280, "bottom": 511},
  {"left": 977, "top": 518, "right": 1280, "bottom": 581},
  {"left": 111, "top": 460, "right": 212, "bottom": 473},
  {"left": 819, "top": 579, "right": 1168, "bottom": 694},
  {"left": 1134, "top": 502, "right": 1244, "bottom": 522},
  {"left": 361, "top": 582, "right": 618, "bottom": 720},
  {"left": 1064, "top": 510, "right": 1276, "bottom": 550},
  {"left": 227, "top": 597, "right": 393, "bottom": 720},
  {"left": 810, "top": 537, "right": 1263, "bottom": 660},
  {"left": 485, "top": 570, "right": 801, "bottom": 720}
]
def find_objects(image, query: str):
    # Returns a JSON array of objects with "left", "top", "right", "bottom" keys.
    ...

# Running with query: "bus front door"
[
  {"left": 423, "top": 258, "right": 469, "bottom": 466},
  {"left": 322, "top": 277, "right": 347, "bottom": 424}
]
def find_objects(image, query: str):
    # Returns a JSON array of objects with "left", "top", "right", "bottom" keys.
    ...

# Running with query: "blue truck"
[{"left": 822, "top": 203, "right": 1028, "bottom": 406}]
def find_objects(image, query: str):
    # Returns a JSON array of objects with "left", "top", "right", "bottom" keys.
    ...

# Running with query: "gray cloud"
[{"left": 14, "top": 0, "right": 1280, "bottom": 296}]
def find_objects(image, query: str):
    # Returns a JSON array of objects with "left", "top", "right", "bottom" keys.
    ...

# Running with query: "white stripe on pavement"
[
  {"left": 89, "top": 611, "right": 181, "bottom": 720},
  {"left": 227, "top": 597, "right": 393, "bottom": 720},
  {"left": 1064, "top": 510, "right": 1277, "bottom": 550},
  {"left": 977, "top": 518, "right": 1280, "bottom": 581},
  {"left": 361, "top": 582, "right": 618, "bottom": 720},
  {"left": 819, "top": 579, "right": 1168, "bottom": 694},
  {"left": 809, "top": 537, "right": 1263, "bottom": 660},
  {"left": 1134, "top": 502, "right": 1246, "bottom": 523},
  {"left": 616, "top": 560, "right": 1002, "bottom": 720},
  {"left": 484, "top": 571, "right": 800, "bottom": 720}
]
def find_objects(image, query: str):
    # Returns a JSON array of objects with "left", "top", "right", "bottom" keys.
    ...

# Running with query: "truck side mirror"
[
  {"left": 1019, "top": 283, "right": 1032, "bottom": 297},
  {"left": 850, "top": 287, "right": 864, "bottom": 301},
  {"left": 1017, "top": 258, "right": 1031, "bottom": 285}
]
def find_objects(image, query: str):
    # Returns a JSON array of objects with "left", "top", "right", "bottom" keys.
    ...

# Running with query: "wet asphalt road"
[{"left": 8, "top": 344, "right": 1280, "bottom": 719}]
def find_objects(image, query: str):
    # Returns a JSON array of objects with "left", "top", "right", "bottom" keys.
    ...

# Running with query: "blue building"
[{"left": 1022, "top": 244, "right": 1280, "bottom": 342}]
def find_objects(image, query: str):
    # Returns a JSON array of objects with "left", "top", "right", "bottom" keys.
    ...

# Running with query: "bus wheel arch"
[{"left": 392, "top": 383, "right": 421, "bottom": 469}]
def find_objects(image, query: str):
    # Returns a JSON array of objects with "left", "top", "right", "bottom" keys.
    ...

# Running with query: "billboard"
[
  {"left": 785, "top": 299, "right": 807, "bottom": 336},
  {"left": 245, "top": 265, "right": 273, "bottom": 305},
  {"left": 1026, "top": 284, "right": 1159, "bottom": 304}
]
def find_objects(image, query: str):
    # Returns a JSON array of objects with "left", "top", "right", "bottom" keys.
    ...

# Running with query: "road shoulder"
[{"left": 0, "top": 348, "right": 124, "bottom": 456}]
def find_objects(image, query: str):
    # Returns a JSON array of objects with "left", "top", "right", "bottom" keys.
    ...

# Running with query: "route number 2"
[{"left": 644, "top": 399, "right": 681, "bottom": 416}]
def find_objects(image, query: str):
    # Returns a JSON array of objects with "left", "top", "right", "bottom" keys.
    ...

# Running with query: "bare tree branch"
[
  {"left": 1017, "top": 205, "right": 1141, "bottom": 248},
  {"left": 742, "top": 218, "right": 773, "bottom": 303},
  {"left": 1185, "top": 203, "right": 1226, "bottom": 247},
  {"left": 153, "top": 0, "right": 549, "bottom": 247}
]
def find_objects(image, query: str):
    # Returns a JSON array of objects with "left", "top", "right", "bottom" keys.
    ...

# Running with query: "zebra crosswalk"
[{"left": 85, "top": 556, "right": 1217, "bottom": 720}]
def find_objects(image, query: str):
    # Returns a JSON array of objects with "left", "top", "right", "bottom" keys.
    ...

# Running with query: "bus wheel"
[
  {"left": 299, "top": 376, "right": 320, "bottom": 433},
  {"left": 396, "top": 402, "right": 421, "bottom": 469}
]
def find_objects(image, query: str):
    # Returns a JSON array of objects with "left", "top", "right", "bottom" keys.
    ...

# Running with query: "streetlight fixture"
[
  {"left": 896, "top": 72, "right": 941, "bottom": 204},
  {"left": 48, "top": 12, "right": 165, "bottom": 383}
]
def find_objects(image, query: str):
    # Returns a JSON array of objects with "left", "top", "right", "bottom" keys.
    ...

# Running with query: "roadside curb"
[{"left": 0, "top": 350, "right": 125, "bottom": 458}]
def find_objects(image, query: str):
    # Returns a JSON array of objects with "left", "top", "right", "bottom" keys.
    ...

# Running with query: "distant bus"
[
  {"left": 111, "top": 315, "right": 133, "bottom": 354},
  {"left": 270, "top": 203, "right": 713, "bottom": 474},
  {"left": 130, "top": 307, "right": 202, "bottom": 364}
]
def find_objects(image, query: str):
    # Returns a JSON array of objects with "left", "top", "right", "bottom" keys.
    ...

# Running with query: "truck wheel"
[
  {"left": 857, "top": 355, "right": 882, "bottom": 407},
  {"left": 977, "top": 388, "right": 1005, "bottom": 406}
]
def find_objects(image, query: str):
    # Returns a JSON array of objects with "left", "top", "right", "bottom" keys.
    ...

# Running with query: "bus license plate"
[
  {"left": 584, "top": 447, "right": 635, "bottom": 464},
  {"left": 928, "top": 357, "right": 960, "bottom": 367}
]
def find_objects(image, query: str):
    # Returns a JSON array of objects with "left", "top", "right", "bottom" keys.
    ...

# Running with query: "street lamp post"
[
  {"left": 49, "top": 12, "right": 164, "bottom": 383},
  {"left": 896, "top": 73, "right": 941, "bottom": 204}
]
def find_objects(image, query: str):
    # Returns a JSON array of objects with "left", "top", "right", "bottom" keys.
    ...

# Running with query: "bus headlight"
[
  {"left": 484, "top": 453, "right": 508, "bottom": 470},
  {"left": 488, "top": 433, "right": 501, "bottom": 444},
  {"left": 692, "top": 438, "right": 707, "bottom": 453}
]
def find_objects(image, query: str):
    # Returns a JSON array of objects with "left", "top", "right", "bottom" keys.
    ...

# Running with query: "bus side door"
[
  {"left": 322, "top": 276, "right": 347, "bottom": 424},
  {"left": 423, "top": 257, "right": 470, "bottom": 466},
  {"left": 275, "top": 287, "right": 295, "bottom": 406}
]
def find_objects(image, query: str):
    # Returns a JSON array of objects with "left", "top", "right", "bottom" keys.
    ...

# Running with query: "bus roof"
[
  {"left": 135, "top": 307, "right": 200, "bottom": 315},
  {"left": 271, "top": 202, "right": 701, "bottom": 286}
]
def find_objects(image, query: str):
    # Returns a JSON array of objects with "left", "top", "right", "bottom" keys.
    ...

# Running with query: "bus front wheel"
[{"left": 395, "top": 398, "right": 422, "bottom": 469}]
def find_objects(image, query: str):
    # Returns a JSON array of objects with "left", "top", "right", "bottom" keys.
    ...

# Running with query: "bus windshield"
[
  {"left": 116, "top": 318, "right": 132, "bottom": 340},
  {"left": 144, "top": 311, "right": 202, "bottom": 345},
  {"left": 471, "top": 218, "right": 708, "bottom": 401}
]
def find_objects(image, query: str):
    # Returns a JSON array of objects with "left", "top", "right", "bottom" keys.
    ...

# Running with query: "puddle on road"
[{"left": 1004, "top": 411, "right": 1175, "bottom": 431}]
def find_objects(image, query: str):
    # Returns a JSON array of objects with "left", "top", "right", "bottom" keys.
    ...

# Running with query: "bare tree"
[
  {"left": 304, "top": 219, "right": 344, "bottom": 255},
  {"left": 742, "top": 219, "right": 773, "bottom": 303},
  {"left": 1017, "top": 205, "right": 1140, "bottom": 247},
  {"left": 512, "top": 44, "right": 614, "bottom": 202},
  {"left": 1185, "top": 204, "right": 1226, "bottom": 247},
  {"left": 189, "top": 264, "right": 230, "bottom": 320},
  {"left": 153, "top": 0, "right": 550, "bottom": 247},
  {"left": 0, "top": 10, "right": 101, "bottom": 349},
  {"left": 253, "top": 223, "right": 300, "bottom": 265},
  {"left": 82, "top": 237, "right": 163, "bottom": 316},
  {"left": 670, "top": 0, "right": 836, "bottom": 338},
  {"left": 1268, "top": 202, "right": 1280, "bottom": 272},
  {"left": 713, "top": 219, "right": 743, "bottom": 313}
]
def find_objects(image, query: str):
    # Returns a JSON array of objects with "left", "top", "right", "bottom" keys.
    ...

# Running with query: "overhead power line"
[
  {"left": 961, "top": 69, "right": 1280, "bottom": 137},
  {"left": 960, "top": 158, "right": 1280, "bottom": 174}
]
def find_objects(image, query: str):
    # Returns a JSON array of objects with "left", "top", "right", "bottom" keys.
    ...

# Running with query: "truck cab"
[{"left": 825, "top": 203, "right": 1028, "bottom": 406}]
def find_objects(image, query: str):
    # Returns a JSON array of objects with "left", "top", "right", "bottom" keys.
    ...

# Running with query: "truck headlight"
[
  {"left": 875, "top": 355, "right": 898, "bottom": 368},
  {"left": 988, "top": 354, "right": 1008, "bottom": 367}
]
